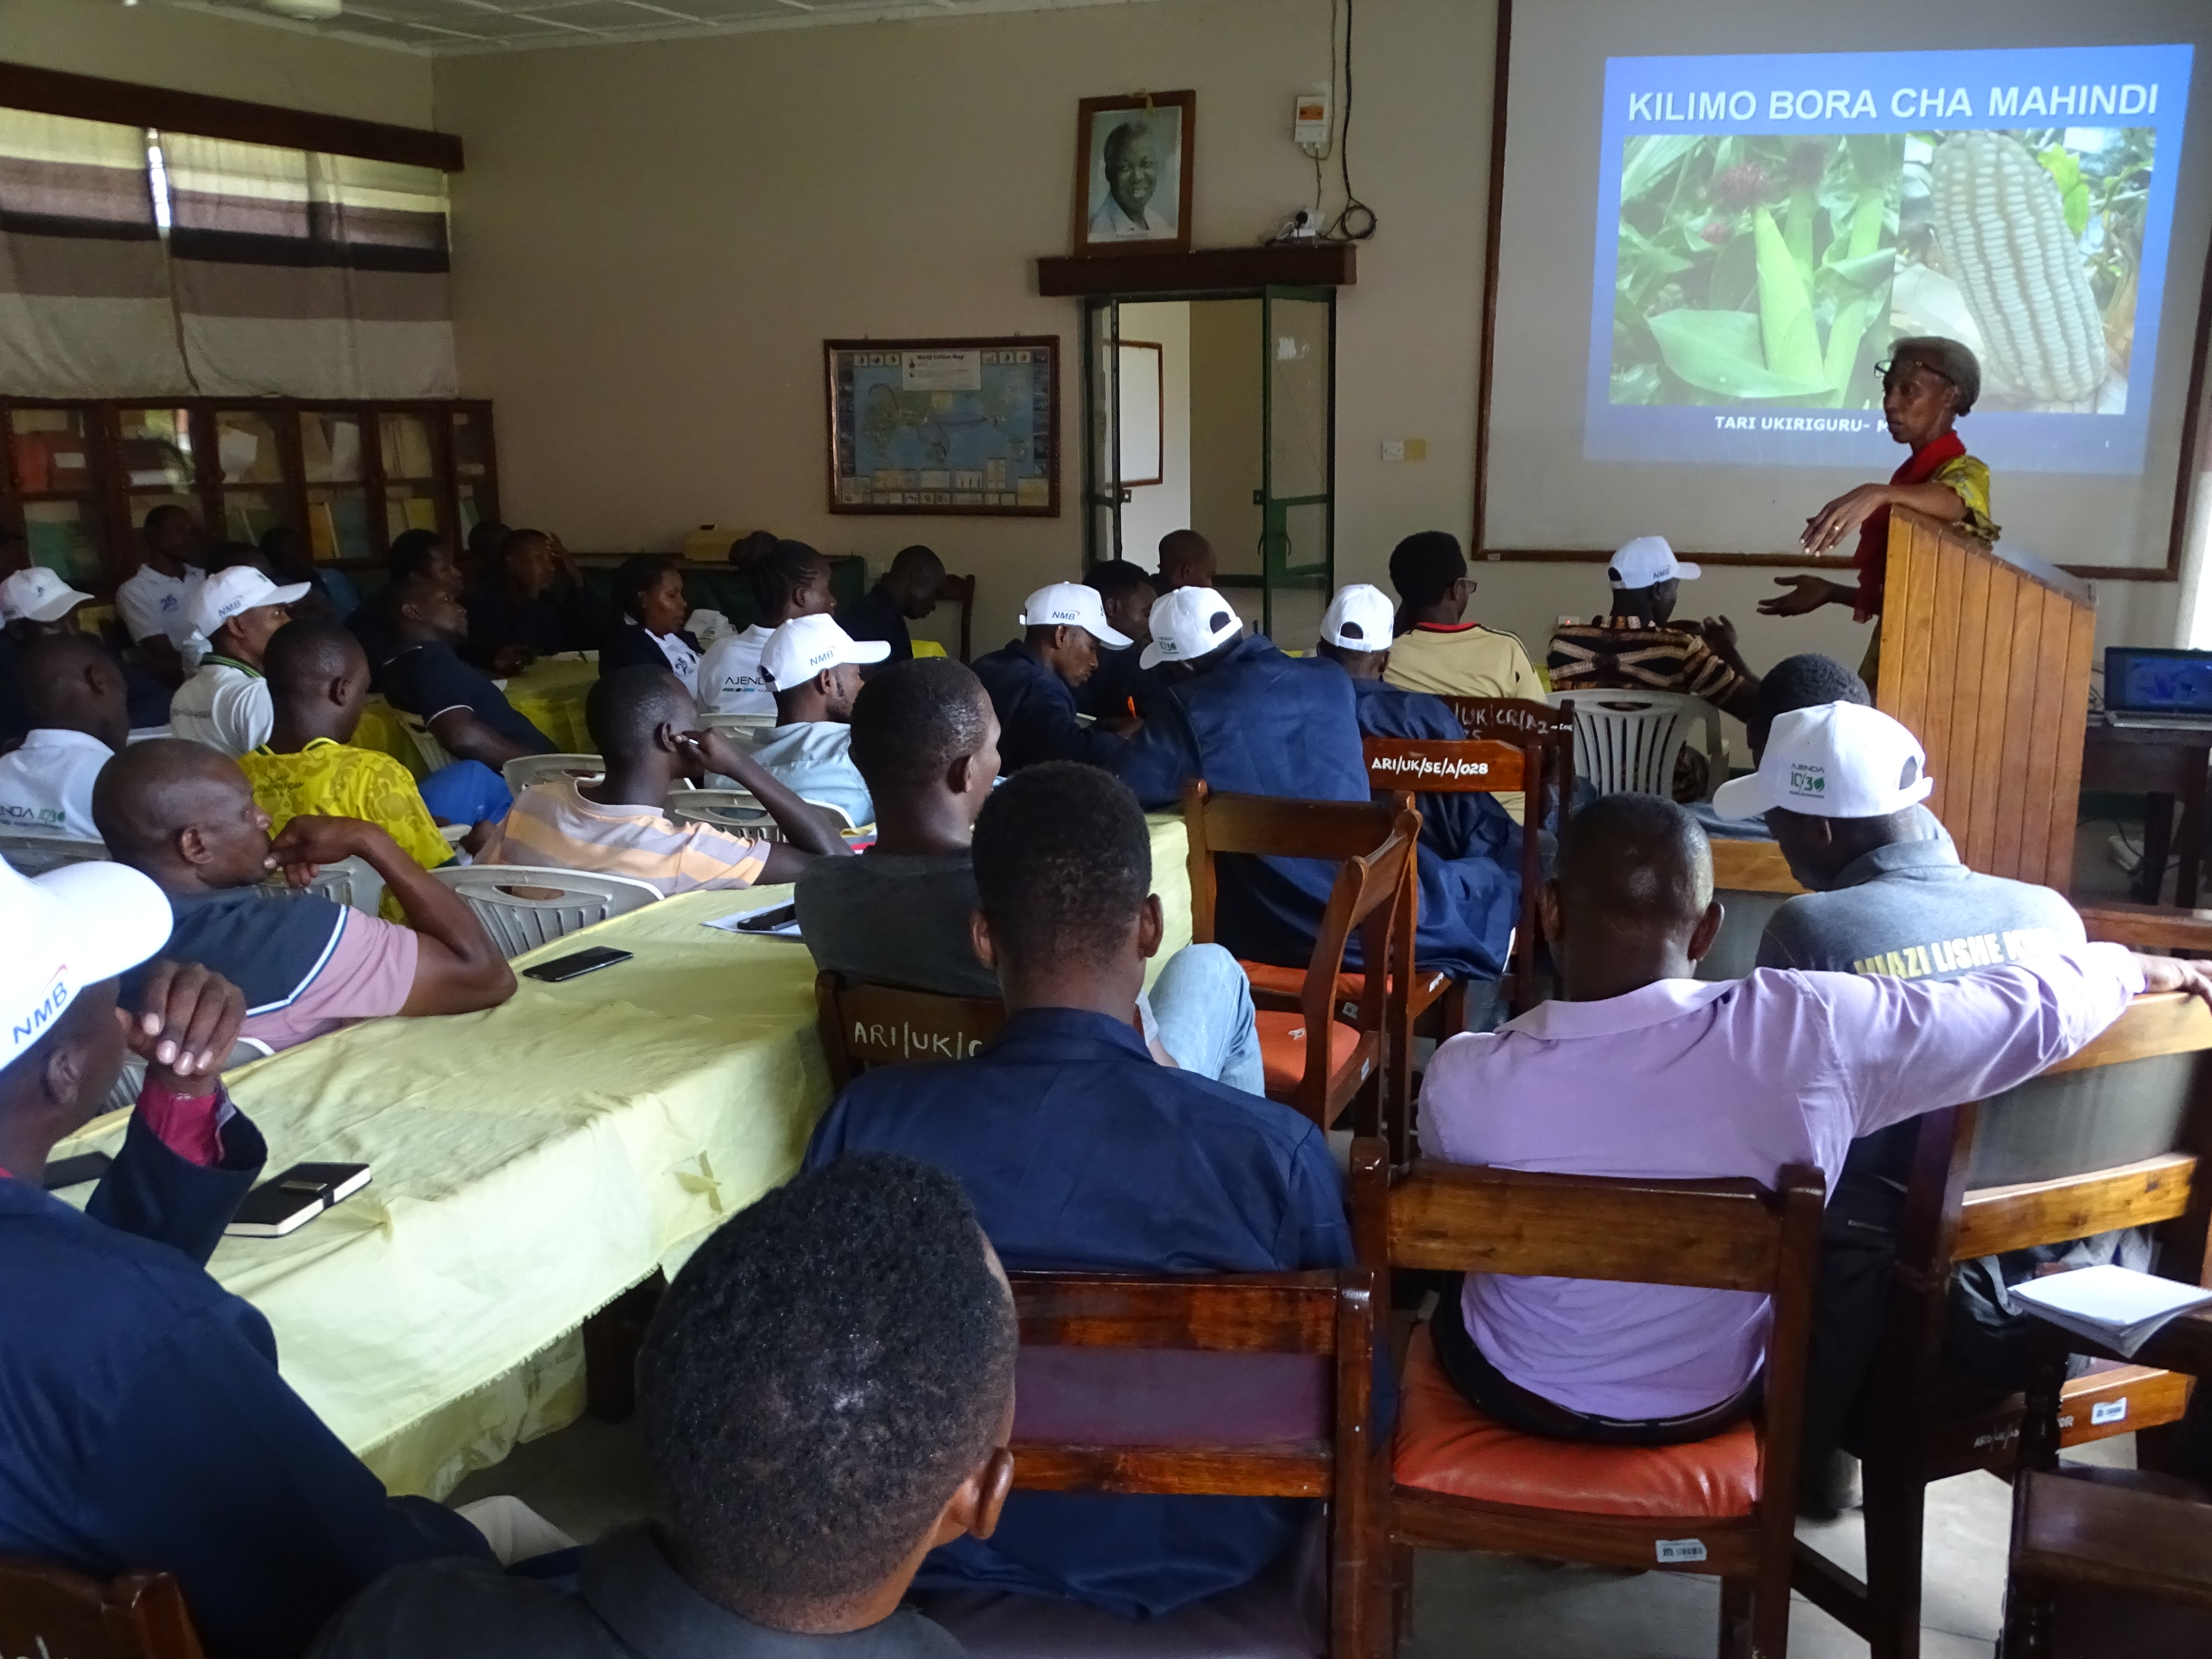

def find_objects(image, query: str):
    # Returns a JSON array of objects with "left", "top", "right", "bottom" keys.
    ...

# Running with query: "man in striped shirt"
[
  {"left": 1546, "top": 536, "right": 1762, "bottom": 722},
  {"left": 484, "top": 665, "right": 851, "bottom": 896}
]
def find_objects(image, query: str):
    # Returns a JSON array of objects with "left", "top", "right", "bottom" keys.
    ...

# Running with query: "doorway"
[{"left": 1082, "top": 287, "right": 1336, "bottom": 638}]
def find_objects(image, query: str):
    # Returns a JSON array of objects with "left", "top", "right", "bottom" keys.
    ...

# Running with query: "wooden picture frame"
[
  {"left": 1072, "top": 90, "right": 1196, "bottom": 259},
  {"left": 824, "top": 337, "right": 1059, "bottom": 517},
  {"left": 1116, "top": 339, "right": 1164, "bottom": 487}
]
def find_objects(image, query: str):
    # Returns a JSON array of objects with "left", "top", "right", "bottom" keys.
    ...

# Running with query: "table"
[
  {"left": 2081, "top": 719, "right": 2212, "bottom": 908},
  {"left": 54, "top": 817, "right": 1194, "bottom": 1500}
]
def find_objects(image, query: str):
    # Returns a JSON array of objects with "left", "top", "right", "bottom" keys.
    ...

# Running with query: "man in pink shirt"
[{"left": 1418, "top": 792, "right": 2212, "bottom": 1443}]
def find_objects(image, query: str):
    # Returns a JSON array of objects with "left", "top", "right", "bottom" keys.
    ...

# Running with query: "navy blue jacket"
[
  {"left": 1345, "top": 673, "right": 1524, "bottom": 869},
  {"left": 0, "top": 1101, "right": 489, "bottom": 1659},
  {"left": 971, "top": 640, "right": 1132, "bottom": 773},
  {"left": 1081, "top": 643, "right": 1156, "bottom": 721},
  {"left": 1109, "top": 635, "right": 1520, "bottom": 981},
  {"left": 805, "top": 1007, "right": 1350, "bottom": 1619}
]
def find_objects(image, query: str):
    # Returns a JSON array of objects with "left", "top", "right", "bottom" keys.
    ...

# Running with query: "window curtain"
[
  {"left": 161, "top": 134, "right": 456, "bottom": 399},
  {"left": 0, "top": 109, "right": 190, "bottom": 397}
]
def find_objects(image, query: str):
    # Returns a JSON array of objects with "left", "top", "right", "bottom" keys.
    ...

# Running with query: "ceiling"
[{"left": 160, "top": 0, "right": 1160, "bottom": 56}]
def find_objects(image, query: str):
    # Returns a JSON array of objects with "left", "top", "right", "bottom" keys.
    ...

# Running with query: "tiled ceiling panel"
[{"left": 157, "top": 0, "right": 1168, "bottom": 56}]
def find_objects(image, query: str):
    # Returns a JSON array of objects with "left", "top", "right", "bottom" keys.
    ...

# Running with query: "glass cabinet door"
[
  {"left": 449, "top": 407, "right": 496, "bottom": 538},
  {"left": 300, "top": 410, "right": 372, "bottom": 564},
  {"left": 6, "top": 406, "right": 106, "bottom": 585},
  {"left": 379, "top": 411, "right": 442, "bottom": 540},
  {"left": 212, "top": 410, "right": 287, "bottom": 544},
  {"left": 117, "top": 406, "right": 201, "bottom": 545}
]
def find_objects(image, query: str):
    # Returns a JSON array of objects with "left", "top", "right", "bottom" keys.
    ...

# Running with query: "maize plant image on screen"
[{"left": 1582, "top": 43, "right": 2192, "bottom": 474}]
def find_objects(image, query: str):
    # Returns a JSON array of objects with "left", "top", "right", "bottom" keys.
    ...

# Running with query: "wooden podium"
[{"left": 1873, "top": 507, "right": 2096, "bottom": 891}]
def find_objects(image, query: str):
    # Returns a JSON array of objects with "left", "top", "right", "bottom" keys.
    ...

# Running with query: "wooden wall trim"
[
  {"left": 0, "top": 62, "right": 463, "bottom": 173},
  {"left": 1035, "top": 244, "right": 1354, "bottom": 297},
  {"left": 1470, "top": 0, "right": 1512, "bottom": 556},
  {"left": 2168, "top": 213, "right": 2212, "bottom": 582}
]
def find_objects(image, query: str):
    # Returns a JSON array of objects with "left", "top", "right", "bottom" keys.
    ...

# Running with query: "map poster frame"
[{"left": 824, "top": 336, "right": 1062, "bottom": 518}]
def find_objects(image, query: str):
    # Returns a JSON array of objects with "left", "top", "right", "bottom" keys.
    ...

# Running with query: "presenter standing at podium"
[{"left": 1758, "top": 337, "right": 1999, "bottom": 683}]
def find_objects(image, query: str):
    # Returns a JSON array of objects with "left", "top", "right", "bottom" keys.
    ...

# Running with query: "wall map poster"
[{"left": 825, "top": 336, "right": 1060, "bottom": 516}]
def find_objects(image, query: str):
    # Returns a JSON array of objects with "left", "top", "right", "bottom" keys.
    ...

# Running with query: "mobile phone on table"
[
  {"left": 735, "top": 903, "right": 798, "bottom": 934},
  {"left": 225, "top": 1162, "right": 373, "bottom": 1238},
  {"left": 42, "top": 1151, "right": 113, "bottom": 1190},
  {"left": 522, "top": 946, "right": 634, "bottom": 983}
]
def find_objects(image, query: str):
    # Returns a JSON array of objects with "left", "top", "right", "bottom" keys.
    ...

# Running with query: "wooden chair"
[
  {"left": 1350, "top": 1138, "right": 1825, "bottom": 1659},
  {"left": 918, "top": 1268, "right": 1381, "bottom": 1659},
  {"left": 1435, "top": 693, "right": 1577, "bottom": 825},
  {"left": 1792, "top": 992, "right": 2212, "bottom": 1659},
  {"left": 1183, "top": 783, "right": 1417, "bottom": 1132},
  {"left": 814, "top": 971, "right": 1006, "bottom": 1090},
  {"left": 0, "top": 1558, "right": 204, "bottom": 1659}
]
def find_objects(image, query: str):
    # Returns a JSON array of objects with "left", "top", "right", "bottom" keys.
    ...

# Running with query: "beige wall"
[{"left": 0, "top": 0, "right": 433, "bottom": 126}]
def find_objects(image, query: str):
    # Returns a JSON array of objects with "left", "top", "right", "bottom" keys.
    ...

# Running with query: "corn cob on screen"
[{"left": 1587, "top": 44, "right": 2193, "bottom": 480}]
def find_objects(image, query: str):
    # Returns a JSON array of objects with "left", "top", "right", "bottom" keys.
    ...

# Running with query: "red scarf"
[{"left": 1853, "top": 430, "right": 1965, "bottom": 622}]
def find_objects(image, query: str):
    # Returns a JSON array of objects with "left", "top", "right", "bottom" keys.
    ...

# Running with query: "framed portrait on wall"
[
  {"left": 824, "top": 337, "right": 1059, "bottom": 516},
  {"left": 1072, "top": 90, "right": 1195, "bottom": 257}
]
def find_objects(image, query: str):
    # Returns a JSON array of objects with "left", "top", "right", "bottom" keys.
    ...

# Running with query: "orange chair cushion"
[
  {"left": 1240, "top": 960, "right": 1451, "bottom": 1014},
  {"left": 1254, "top": 1010, "right": 1365, "bottom": 1097},
  {"left": 1391, "top": 1324, "right": 1761, "bottom": 1518}
]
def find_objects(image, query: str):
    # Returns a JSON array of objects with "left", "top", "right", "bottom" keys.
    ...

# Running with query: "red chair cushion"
[
  {"left": 1239, "top": 960, "right": 1451, "bottom": 1016},
  {"left": 1392, "top": 1324, "right": 1761, "bottom": 1518},
  {"left": 1254, "top": 1010, "right": 1365, "bottom": 1097}
]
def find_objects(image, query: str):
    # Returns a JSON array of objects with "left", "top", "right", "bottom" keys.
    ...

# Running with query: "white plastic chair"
[
  {"left": 256, "top": 855, "right": 385, "bottom": 916},
  {"left": 697, "top": 712, "right": 776, "bottom": 751},
  {"left": 501, "top": 753, "right": 605, "bottom": 794},
  {"left": 0, "top": 833, "right": 108, "bottom": 876},
  {"left": 397, "top": 711, "right": 457, "bottom": 774},
  {"left": 803, "top": 798, "right": 861, "bottom": 833},
  {"left": 429, "top": 864, "right": 662, "bottom": 958},
  {"left": 1546, "top": 690, "right": 1728, "bottom": 801},
  {"left": 667, "top": 788, "right": 785, "bottom": 842}
]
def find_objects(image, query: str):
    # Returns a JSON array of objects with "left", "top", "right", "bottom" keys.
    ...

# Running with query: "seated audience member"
[
  {"left": 600, "top": 555, "right": 701, "bottom": 682},
  {"left": 697, "top": 536, "right": 836, "bottom": 716},
  {"left": 115, "top": 504, "right": 207, "bottom": 689},
  {"left": 348, "top": 529, "right": 460, "bottom": 682},
  {"left": 239, "top": 620, "right": 504, "bottom": 920},
  {"left": 463, "top": 528, "right": 603, "bottom": 673},
  {"left": 971, "top": 582, "right": 1136, "bottom": 771},
  {"left": 750, "top": 614, "right": 885, "bottom": 829},
  {"left": 0, "top": 856, "right": 495, "bottom": 1659},
  {"left": 799, "top": 673, "right": 1262, "bottom": 1089},
  {"left": 168, "top": 566, "right": 309, "bottom": 757},
  {"left": 1080, "top": 559, "right": 1158, "bottom": 720},
  {"left": 486, "top": 664, "right": 848, "bottom": 893},
  {"left": 837, "top": 543, "right": 945, "bottom": 664},
  {"left": 309, "top": 1154, "right": 1015, "bottom": 1659},
  {"left": 0, "top": 568, "right": 171, "bottom": 737},
  {"left": 0, "top": 634, "right": 128, "bottom": 840},
  {"left": 1548, "top": 535, "right": 1761, "bottom": 722},
  {"left": 1155, "top": 528, "right": 1217, "bottom": 594},
  {"left": 1719, "top": 702, "right": 2115, "bottom": 1513},
  {"left": 807, "top": 762, "right": 1347, "bottom": 1617},
  {"left": 1315, "top": 583, "right": 1523, "bottom": 862},
  {"left": 1112, "top": 587, "right": 1522, "bottom": 991},
  {"left": 461, "top": 519, "right": 511, "bottom": 593},
  {"left": 1382, "top": 530, "right": 1540, "bottom": 707},
  {"left": 261, "top": 524, "right": 360, "bottom": 625},
  {"left": 1417, "top": 792, "right": 2211, "bottom": 1446},
  {"left": 379, "top": 575, "right": 557, "bottom": 771},
  {"left": 92, "top": 740, "right": 515, "bottom": 1056}
]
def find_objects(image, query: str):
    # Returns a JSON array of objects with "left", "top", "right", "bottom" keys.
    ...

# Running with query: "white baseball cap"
[
  {"left": 759, "top": 613, "right": 890, "bottom": 690},
  {"left": 0, "top": 568, "right": 92, "bottom": 625},
  {"left": 1713, "top": 702, "right": 1936, "bottom": 821},
  {"left": 1019, "top": 582, "right": 1132, "bottom": 652},
  {"left": 186, "top": 566, "right": 310, "bottom": 640},
  {"left": 0, "top": 855, "right": 175, "bottom": 1074},
  {"left": 1320, "top": 583, "right": 1394, "bottom": 651},
  {"left": 1609, "top": 535, "right": 1701, "bottom": 589},
  {"left": 1141, "top": 586, "right": 1245, "bottom": 670}
]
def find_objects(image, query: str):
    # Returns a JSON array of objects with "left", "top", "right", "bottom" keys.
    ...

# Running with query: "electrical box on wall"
[{"left": 1295, "top": 88, "right": 1332, "bottom": 157}]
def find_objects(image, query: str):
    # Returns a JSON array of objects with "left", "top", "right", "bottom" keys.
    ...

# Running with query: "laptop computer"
[{"left": 2104, "top": 647, "right": 2212, "bottom": 728}]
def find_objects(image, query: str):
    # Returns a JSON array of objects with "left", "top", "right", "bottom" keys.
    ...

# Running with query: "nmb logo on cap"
[
  {"left": 1787, "top": 763, "right": 1826, "bottom": 799},
  {"left": 9, "top": 967, "right": 72, "bottom": 1062}
]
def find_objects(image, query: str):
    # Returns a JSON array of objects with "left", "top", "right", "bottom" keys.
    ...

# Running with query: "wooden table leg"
[
  {"left": 582, "top": 1273, "right": 667, "bottom": 1423},
  {"left": 2139, "top": 792, "right": 2177, "bottom": 904},
  {"left": 2001, "top": 1338, "right": 2069, "bottom": 1658},
  {"left": 2180, "top": 752, "right": 2212, "bottom": 910}
]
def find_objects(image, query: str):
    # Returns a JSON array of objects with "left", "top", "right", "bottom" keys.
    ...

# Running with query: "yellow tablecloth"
[
  {"left": 55, "top": 817, "right": 1193, "bottom": 1500},
  {"left": 353, "top": 655, "right": 604, "bottom": 780}
]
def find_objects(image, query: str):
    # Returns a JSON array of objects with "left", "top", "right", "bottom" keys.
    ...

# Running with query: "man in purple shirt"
[{"left": 1418, "top": 792, "right": 2212, "bottom": 1443}]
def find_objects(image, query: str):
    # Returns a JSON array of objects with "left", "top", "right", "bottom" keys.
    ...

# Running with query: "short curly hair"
[
  {"left": 639, "top": 1154, "right": 1016, "bottom": 1621},
  {"left": 1387, "top": 530, "right": 1468, "bottom": 614},
  {"left": 849, "top": 657, "right": 991, "bottom": 797},
  {"left": 972, "top": 760, "right": 1150, "bottom": 972}
]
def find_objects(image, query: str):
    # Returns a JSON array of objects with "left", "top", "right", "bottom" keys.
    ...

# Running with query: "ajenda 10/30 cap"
[
  {"left": 1140, "top": 586, "right": 1244, "bottom": 670},
  {"left": 1319, "top": 584, "right": 1394, "bottom": 650},
  {"left": 1713, "top": 702, "right": 1935, "bottom": 821}
]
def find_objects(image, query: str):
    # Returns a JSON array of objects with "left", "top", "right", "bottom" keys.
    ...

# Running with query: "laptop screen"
[{"left": 2108, "top": 649, "right": 2212, "bottom": 716}]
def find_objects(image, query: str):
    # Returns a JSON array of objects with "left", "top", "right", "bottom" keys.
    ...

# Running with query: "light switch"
[{"left": 1380, "top": 439, "right": 1405, "bottom": 462}]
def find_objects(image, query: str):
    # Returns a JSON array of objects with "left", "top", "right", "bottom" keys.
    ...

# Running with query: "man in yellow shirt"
[
  {"left": 238, "top": 618, "right": 478, "bottom": 919},
  {"left": 1381, "top": 530, "right": 1541, "bottom": 704}
]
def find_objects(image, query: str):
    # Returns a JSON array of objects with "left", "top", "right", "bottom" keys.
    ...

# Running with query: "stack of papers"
[
  {"left": 705, "top": 903, "right": 802, "bottom": 939},
  {"left": 2011, "top": 1265, "right": 2212, "bottom": 1358}
]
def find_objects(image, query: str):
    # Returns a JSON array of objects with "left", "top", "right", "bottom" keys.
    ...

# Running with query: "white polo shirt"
[
  {"left": 169, "top": 658, "right": 273, "bottom": 757},
  {"left": 695, "top": 624, "right": 774, "bottom": 716},
  {"left": 0, "top": 728, "right": 112, "bottom": 840},
  {"left": 116, "top": 565, "right": 209, "bottom": 668}
]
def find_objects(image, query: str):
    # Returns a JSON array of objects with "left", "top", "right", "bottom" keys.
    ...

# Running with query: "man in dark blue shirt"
[
  {"left": 970, "top": 582, "right": 1136, "bottom": 772},
  {"left": 806, "top": 761, "right": 1348, "bottom": 1619},
  {"left": 837, "top": 543, "right": 945, "bottom": 667},
  {"left": 1079, "top": 560, "right": 1158, "bottom": 720},
  {"left": 379, "top": 573, "right": 556, "bottom": 770},
  {"left": 1109, "top": 586, "right": 1521, "bottom": 985},
  {"left": 0, "top": 855, "right": 490, "bottom": 1659}
]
